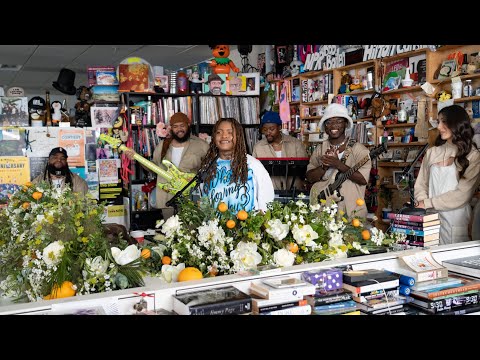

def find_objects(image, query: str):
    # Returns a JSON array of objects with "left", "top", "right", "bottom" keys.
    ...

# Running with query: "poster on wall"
[
  {"left": 59, "top": 129, "right": 85, "bottom": 167},
  {"left": 0, "top": 156, "right": 30, "bottom": 204},
  {"left": 26, "top": 128, "right": 60, "bottom": 158},
  {"left": 29, "top": 157, "right": 48, "bottom": 180},
  {"left": 0, "top": 97, "right": 29, "bottom": 126},
  {"left": 0, "top": 128, "right": 26, "bottom": 156}
]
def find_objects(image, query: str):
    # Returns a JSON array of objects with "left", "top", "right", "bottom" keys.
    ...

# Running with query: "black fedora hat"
[{"left": 52, "top": 68, "right": 77, "bottom": 95}]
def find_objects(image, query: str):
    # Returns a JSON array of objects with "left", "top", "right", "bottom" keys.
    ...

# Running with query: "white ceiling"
[{"left": 0, "top": 45, "right": 218, "bottom": 94}]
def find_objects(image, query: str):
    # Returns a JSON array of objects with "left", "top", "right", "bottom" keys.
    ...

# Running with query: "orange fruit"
[
  {"left": 352, "top": 218, "right": 361, "bottom": 227},
  {"left": 32, "top": 192, "right": 43, "bottom": 200},
  {"left": 356, "top": 198, "right": 365, "bottom": 206},
  {"left": 218, "top": 202, "right": 228, "bottom": 212},
  {"left": 24, "top": 181, "right": 33, "bottom": 187},
  {"left": 237, "top": 210, "right": 248, "bottom": 221},
  {"left": 22, "top": 202, "right": 30, "bottom": 209},
  {"left": 141, "top": 249, "right": 151, "bottom": 259},
  {"left": 161, "top": 256, "right": 172, "bottom": 265},
  {"left": 287, "top": 242, "right": 299, "bottom": 253},
  {"left": 226, "top": 219, "right": 236, "bottom": 229},
  {"left": 362, "top": 229, "right": 371, "bottom": 240},
  {"left": 44, "top": 281, "right": 76, "bottom": 300},
  {"left": 177, "top": 267, "right": 203, "bottom": 282}
]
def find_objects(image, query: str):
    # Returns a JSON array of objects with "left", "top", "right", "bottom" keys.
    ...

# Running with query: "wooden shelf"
[
  {"left": 336, "top": 60, "right": 376, "bottom": 72},
  {"left": 300, "top": 69, "right": 333, "bottom": 78},
  {"left": 433, "top": 95, "right": 480, "bottom": 104},
  {"left": 301, "top": 100, "right": 327, "bottom": 106},
  {"left": 430, "top": 72, "right": 480, "bottom": 84},
  {"left": 300, "top": 116, "right": 322, "bottom": 120},
  {"left": 381, "top": 48, "right": 427, "bottom": 63},
  {"left": 382, "top": 85, "right": 423, "bottom": 95},
  {"left": 378, "top": 122, "right": 417, "bottom": 128},
  {"left": 336, "top": 89, "right": 375, "bottom": 96},
  {"left": 290, "top": 101, "right": 300, "bottom": 105},
  {"left": 378, "top": 162, "right": 414, "bottom": 167},
  {"left": 383, "top": 142, "right": 427, "bottom": 147}
]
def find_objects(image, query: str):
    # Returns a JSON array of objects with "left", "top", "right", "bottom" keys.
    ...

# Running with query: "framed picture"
[
  {"left": 406, "top": 149, "right": 419, "bottom": 163},
  {"left": 393, "top": 171, "right": 405, "bottom": 185},
  {"left": 90, "top": 106, "right": 119, "bottom": 128},
  {"left": 155, "top": 75, "right": 169, "bottom": 93},
  {"left": 276, "top": 46, "right": 287, "bottom": 64},
  {"left": 437, "top": 59, "right": 457, "bottom": 80},
  {"left": 239, "top": 72, "right": 260, "bottom": 96}
]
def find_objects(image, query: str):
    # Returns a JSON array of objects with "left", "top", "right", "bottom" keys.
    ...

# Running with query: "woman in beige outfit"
[{"left": 415, "top": 105, "right": 480, "bottom": 244}]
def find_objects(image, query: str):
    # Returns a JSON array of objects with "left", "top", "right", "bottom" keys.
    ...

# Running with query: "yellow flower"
[
  {"left": 342, "top": 217, "right": 347, "bottom": 223},
  {"left": 339, "top": 210, "right": 345, "bottom": 216},
  {"left": 74, "top": 221, "right": 81, "bottom": 227},
  {"left": 35, "top": 239, "right": 41, "bottom": 245},
  {"left": 47, "top": 216, "right": 54, "bottom": 224},
  {"left": 81, "top": 237, "right": 88, "bottom": 243},
  {"left": 77, "top": 226, "right": 84, "bottom": 235},
  {"left": 75, "top": 213, "right": 84, "bottom": 219},
  {"left": 339, "top": 245, "right": 347, "bottom": 252},
  {"left": 35, "top": 225, "right": 42, "bottom": 233},
  {"left": 320, "top": 199, "right": 327, "bottom": 204}
]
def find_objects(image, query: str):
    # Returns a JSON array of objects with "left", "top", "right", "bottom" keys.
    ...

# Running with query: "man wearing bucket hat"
[
  {"left": 204, "top": 74, "right": 225, "bottom": 95},
  {"left": 32, "top": 147, "right": 88, "bottom": 195},
  {"left": 253, "top": 111, "right": 308, "bottom": 190},
  {"left": 306, "top": 103, "right": 371, "bottom": 217},
  {"left": 124, "top": 112, "right": 209, "bottom": 219}
]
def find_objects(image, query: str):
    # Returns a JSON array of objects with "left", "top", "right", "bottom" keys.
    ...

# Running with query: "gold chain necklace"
[{"left": 330, "top": 138, "right": 347, "bottom": 151}]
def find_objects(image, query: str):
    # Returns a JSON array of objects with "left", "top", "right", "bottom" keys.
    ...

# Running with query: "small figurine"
[
  {"left": 208, "top": 45, "right": 239, "bottom": 75},
  {"left": 189, "top": 69, "right": 205, "bottom": 93}
]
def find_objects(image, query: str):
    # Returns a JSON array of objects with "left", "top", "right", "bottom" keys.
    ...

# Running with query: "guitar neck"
[
  {"left": 334, "top": 155, "right": 370, "bottom": 189},
  {"left": 118, "top": 144, "right": 172, "bottom": 181}
]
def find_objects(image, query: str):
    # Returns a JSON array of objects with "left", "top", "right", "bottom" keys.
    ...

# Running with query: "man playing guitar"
[{"left": 306, "top": 103, "right": 371, "bottom": 218}]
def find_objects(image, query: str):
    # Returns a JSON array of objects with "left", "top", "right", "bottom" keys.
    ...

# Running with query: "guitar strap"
[{"left": 322, "top": 138, "right": 356, "bottom": 181}]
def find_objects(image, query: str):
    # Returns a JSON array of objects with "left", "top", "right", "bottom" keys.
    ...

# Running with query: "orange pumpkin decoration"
[{"left": 209, "top": 45, "right": 239, "bottom": 75}]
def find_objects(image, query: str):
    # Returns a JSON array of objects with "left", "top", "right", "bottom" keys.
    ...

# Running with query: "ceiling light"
[{"left": 0, "top": 64, "right": 22, "bottom": 71}]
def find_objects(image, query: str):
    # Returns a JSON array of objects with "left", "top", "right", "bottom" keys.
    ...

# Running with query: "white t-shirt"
[
  {"left": 52, "top": 178, "right": 64, "bottom": 189},
  {"left": 171, "top": 147, "right": 184, "bottom": 167},
  {"left": 275, "top": 150, "right": 282, "bottom": 157}
]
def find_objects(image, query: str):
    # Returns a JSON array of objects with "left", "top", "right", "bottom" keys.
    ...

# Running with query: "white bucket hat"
[{"left": 318, "top": 103, "right": 354, "bottom": 132}]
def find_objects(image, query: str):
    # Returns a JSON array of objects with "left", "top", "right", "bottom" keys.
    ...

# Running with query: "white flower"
[
  {"left": 85, "top": 256, "right": 109, "bottom": 276},
  {"left": 273, "top": 249, "right": 295, "bottom": 267},
  {"left": 161, "top": 215, "right": 181, "bottom": 238},
  {"left": 42, "top": 241, "right": 65, "bottom": 266},
  {"left": 151, "top": 244, "right": 167, "bottom": 257},
  {"left": 230, "top": 241, "right": 262, "bottom": 272},
  {"left": 161, "top": 263, "right": 185, "bottom": 283},
  {"left": 111, "top": 245, "right": 141, "bottom": 265},
  {"left": 292, "top": 224, "right": 318, "bottom": 247},
  {"left": 266, "top": 219, "right": 289, "bottom": 241}
]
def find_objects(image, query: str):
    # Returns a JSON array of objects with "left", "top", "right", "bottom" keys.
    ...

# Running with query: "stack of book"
[
  {"left": 408, "top": 273, "right": 480, "bottom": 315},
  {"left": 305, "top": 289, "right": 358, "bottom": 315},
  {"left": 342, "top": 269, "right": 409, "bottom": 315},
  {"left": 387, "top": 211, "right": 440, "bottom": 247},
  {"left": 249, "top": 277, "right": 315, "bottom": 315}
]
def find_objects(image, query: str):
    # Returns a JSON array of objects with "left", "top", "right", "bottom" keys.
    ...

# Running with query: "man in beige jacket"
[
  {"left": 126, "top": 112, "right": 209, "bottom": 220},
  {"left": 32, "top": 147, "right": 88, "bottom": 196},
  {"left": 252, "top": 111, "right": 308, "bottom": 191},
  {"left": 306, "top": 103, "right": 370, "bottom": 218}
]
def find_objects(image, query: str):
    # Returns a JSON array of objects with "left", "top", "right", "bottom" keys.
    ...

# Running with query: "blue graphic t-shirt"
[{"left": 202, "top": 158, "right": 255, "bottom": 212}]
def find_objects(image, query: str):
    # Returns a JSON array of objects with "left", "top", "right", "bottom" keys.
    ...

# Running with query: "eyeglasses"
[{"left": 325, "top": 119, "right": 346, "bottom": 127}]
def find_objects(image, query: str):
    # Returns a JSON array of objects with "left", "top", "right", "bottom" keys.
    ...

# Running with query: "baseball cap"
[
  {"left": 28, "top": 96, "right": 46, "bottom": 110},
  {"left": 49, "top": 147, "right": 68, "bottom": 158},
  {"left": 318, "top": 103, "right": 354, "bottom": 131},
  {"left": 261, "top": 111, "right": 282, "bottom": 126}
]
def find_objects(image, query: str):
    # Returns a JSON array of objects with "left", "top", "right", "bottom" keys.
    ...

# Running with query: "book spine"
[
  {"left": 391, "top": 227, "right": 439, "bottom": 237},
  {"left": 261, "top": 305, "right": 312, "bottom": 315},
  {"left": 309, "top": 293, "right": 353, "bottom": 306},
  {"left": 427, "top": 283, "right": 480, "bottom": 299},
  {"left": 313, "top": 300, "right": 356, "bottom": 311},
  {"left": 256, "top": 299, "right": 307, "bottom": 314},
  {"left": 427, "top": 293, "right": 479, "bottom": 313},
  {"left": 353, "top": 289, "right": 399, "bottom": 303},
  {"left": 190, "top": 298, "right": 252, "bottom": 315},
  {"left": 343, "top": 279, "right": 399, "bottom": 294},
  {"left": 435, "top": 303, "right": 480, "bottom": 316},
  {"left": 386, "top": 212, "right": 433, "bottom": 222}
]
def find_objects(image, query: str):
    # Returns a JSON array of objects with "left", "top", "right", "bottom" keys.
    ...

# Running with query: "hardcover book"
[
  {"left": 442, "top": 255, "right": 480, "bottom": 278},
  {"left": 410, "top": 292, "right": 479, "bottom": 314},
  {"left": 172, "top": 286, "right": 252, "bottom": 315},
  {"left": 386, "top": 211, "right": 439, "bottom": 223},
  {"left": 398, "top": 251, "right": 448, "bottom": 282},
  {"left": 249, "top": 281, "right": 316, "bottom": 300},
  {"left": 409, "top": 274, "right": 480, "bottom": 300}
]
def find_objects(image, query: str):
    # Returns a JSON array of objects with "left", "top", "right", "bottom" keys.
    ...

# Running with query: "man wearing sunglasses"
[{"left": 306, "top": 103, "right": 371, "bottom": 218}]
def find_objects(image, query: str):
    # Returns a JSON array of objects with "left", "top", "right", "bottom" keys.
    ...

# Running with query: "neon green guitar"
[{"left": 99, "top": 134, "right": 196, "bottom": 195}]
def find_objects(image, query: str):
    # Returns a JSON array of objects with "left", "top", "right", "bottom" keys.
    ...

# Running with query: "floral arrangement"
[
  {"left": 0, "top": 182, "right": 145, "bottom": 302},
  {"left": 146, "top": 196, "right": 406, "bottom": 278}
]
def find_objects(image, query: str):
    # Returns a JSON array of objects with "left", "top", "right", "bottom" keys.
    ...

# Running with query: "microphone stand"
[
  {"left": 399, "top": 142, "right": 429, "bottom": 216},
  {"left": 166, "top": 155, "right": 218, "bottom": 213}
]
